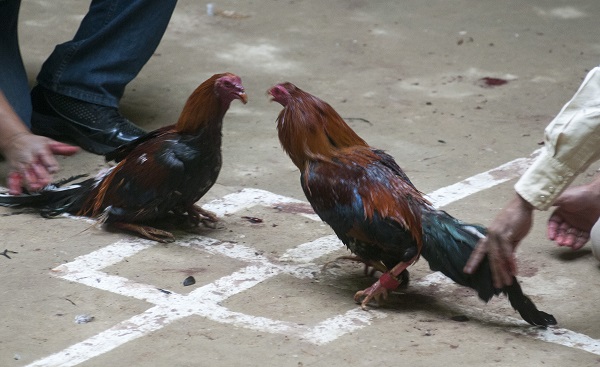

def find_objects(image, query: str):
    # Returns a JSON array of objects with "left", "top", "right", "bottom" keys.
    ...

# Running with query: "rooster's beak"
[{"left": 238, "top": 91, "right": 248, "bottom": 104}]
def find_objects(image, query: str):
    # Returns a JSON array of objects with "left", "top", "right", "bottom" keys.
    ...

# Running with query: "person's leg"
[
  {"left": 37, "top": 0, "right": 178, "bottom": 106},
  {"left": 31, "top": 0, "right": 177, "bottom": 154},
  {"left": 0, "top": 0, "right": 32, "bottom": 127}
]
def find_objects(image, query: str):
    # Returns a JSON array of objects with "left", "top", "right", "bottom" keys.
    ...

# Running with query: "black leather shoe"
[{"left": 30, "top": 85, "right": 146, "bottom": 155}]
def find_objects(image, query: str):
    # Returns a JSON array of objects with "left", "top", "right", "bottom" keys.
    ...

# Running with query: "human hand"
[
  {"left": 547, "top": 179, "right": 600, "bottom": 250},
  {"left": 4, "top": 132, "right": 79, "bottom": 194},
  {"left": 464, "top": 195, "right": 534, "bottom": 288}
]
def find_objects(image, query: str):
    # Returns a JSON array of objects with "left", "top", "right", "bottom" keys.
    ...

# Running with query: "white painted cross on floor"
[{"left": 27, "top": 152, "right": 600, "bottom": 366}]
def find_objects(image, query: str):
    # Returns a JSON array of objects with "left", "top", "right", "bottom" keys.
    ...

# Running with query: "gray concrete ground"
[{"left": 2, "top": 1, "right": 600, "bottom": 366}]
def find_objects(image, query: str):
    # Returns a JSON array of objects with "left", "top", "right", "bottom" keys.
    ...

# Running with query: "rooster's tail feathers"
[
  {"left": 504, "top": 280, "right": 557, "bottom": 326},
  {"left": 419, "top": 209, "right": 556, "bottom": 327},
  {"left": 0, "top": 175, "right": 91, "bottom": 215},
  {"left": 419, "top": 209, "right": 496, "bottom": 301}
]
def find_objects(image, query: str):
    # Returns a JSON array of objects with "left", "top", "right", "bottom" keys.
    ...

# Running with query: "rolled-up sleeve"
[{"left": 515, "top": 66, "right": 600, "bottom": 210}]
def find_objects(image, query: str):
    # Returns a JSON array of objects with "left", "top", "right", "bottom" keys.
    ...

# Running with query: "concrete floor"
[{"left": 2, "top": 1, "right": 600, "bottom": 366}]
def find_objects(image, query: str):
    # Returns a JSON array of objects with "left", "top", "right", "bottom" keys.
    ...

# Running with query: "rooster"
[
  {"left": 0, "top": 73, "right": 247, "bottom": 242},
  {"left": 268, "top": 82, "right": 556, "bottom": 327}
]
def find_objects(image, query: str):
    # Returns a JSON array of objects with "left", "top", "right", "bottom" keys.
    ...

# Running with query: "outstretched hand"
[
  {"left": 547, "top": 178, "right": 600, "bottom": 250},
  {"left": 4, "top": 133, "right": 79, "bottom": 194},
  {"left": 464, "top": 195, "right": 534, "bottom": 288}
]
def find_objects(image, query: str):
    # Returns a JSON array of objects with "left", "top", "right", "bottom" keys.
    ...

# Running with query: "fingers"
[
  {"left": 4, "top": 137, "right": 78, "bottom": 195},
  {"left": 554, "top": 221, "right": 575, "bottom": 246},
  {"left": 16, "top": 141, "right": 78, "bottom": 193},
  {"left": 548, "top": 210, "right": 591, "bottom": 249},
  {"left": 28, "top": 162, "right": 52, "bottom": 191},
  {"left": 571, "top": 233, "right": 590, "bottom": 250},
  {"left": 464, "top": 235, "right": 516, "bottom": 289},
  {"left": 549, "top": 213, "right": 590, "bottom": 249},
  {"left": 555, "top": 226, "right": 590, "bottom": 249},
  {"left": 491, "top": 238, "right": 516, "bottom": 288},
  {"left": 38, "top": 148, "right": 61, "bottom": 175},
  {"left": 23, "top": 165, "right": 40, "bottom": 191},
  {"left": 48, "top": 142, "right": 79, "bottom": 156},
  {"left": 484, "top": 233, "right": 516, "bottom": 288},
  {"left": 547, "top": 212, "right": 562, "bottom": 240},
  {"left": 8, "top": 172, "right": 23, "bottom": 195},
  {"left": 463, "top": 239, "right": 487, "bottom": 274},
  {"left": 9, "top": 158, "right": 54, "bottom": 194},
  {"left": 39, "top": 141, "right": 78, "bottom": 174}
]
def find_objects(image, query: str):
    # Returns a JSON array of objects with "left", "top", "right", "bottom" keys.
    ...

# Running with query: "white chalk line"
[
  {"left": 24, "top": 149, "right": 600, "bottom": 366},
  {"left": 202, "top": 188, "right": 303, "bottom": 217},
  {"left": 426, "top": 148, "right": 541, "bottom": 208},
  {"left": 25, "top": 305, "right": 193, "bottom": 367},
  {"left": 29, "top": 239, "right": 384, "bottom": 366},
  {"left": 411, "top": 273, "right": 600, "bottom": 355}
]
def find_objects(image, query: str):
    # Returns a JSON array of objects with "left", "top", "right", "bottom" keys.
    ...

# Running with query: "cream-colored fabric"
[{"left": 515, "top": 67, "right": 600, "bottom": 210}]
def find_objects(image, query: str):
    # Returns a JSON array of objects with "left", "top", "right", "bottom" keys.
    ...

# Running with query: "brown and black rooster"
[
  {"left": 268, "top": 82, "right": 556, "bottom": 327},
  {"left": 0, "top": 73, "right": 247, "bottom": 242}
]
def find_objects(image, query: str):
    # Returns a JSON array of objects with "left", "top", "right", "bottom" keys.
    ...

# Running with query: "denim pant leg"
[
  {"left": 0, "top": 0, "right": 32, "bottom": 127},
  {"left": 36, "top": 0, "right": 177, "bottom": 108}
]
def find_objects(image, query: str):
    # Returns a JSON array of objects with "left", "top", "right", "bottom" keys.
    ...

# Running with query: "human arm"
[
  {"left": 465, "top": 66, "right": 600, "bottom": 286},
  {"left": 0, "top": 91, "right": 79, "bottom": 194},
  {"left": 516, "top": 66, "right": 600, "bottom": 210}
]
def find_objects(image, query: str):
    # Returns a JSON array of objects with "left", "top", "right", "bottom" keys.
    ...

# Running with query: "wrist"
[
  {"left": 589, "top": 175, "right": 600, "bottom": 197},
  {"left": 514, "top": 193, "right": 534, "bottom": 211},
  {"left": 0, "top": 112, "right": 30, "bottom": 153},
  {"left": 0, "top": 130, "right": 30, "bottom": 153}
]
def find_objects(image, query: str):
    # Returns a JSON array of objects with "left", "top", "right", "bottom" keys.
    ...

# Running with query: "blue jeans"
[
  {"left": 0, "top": 0, "right": 177, "bottom": 127},
  {"left": 0, "top": 0, "right": 31, "bottom": 126}
]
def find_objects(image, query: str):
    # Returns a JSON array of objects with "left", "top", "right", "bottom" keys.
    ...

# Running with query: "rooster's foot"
[
  {"left": 354, "top": 271, "right": 408, "bottom": 310},
  {"left": 188, "top": 205, "right": 219, "bottom": 228},
  {"left": 112, "top": 222, "right": 175, "bottom": 243},
  {"left": 322, "top": 255, "right": 387, "bottom": 276}
]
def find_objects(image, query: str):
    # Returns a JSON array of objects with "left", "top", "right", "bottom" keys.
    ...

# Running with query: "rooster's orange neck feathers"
[
  {"left": 175, "top": 73, "right": 230, "bottom": 134},
  {"left": 276, "top": 90, "right": 368, "bottom": 171}
]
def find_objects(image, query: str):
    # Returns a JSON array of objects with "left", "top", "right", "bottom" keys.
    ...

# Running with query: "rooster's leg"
[
  {"left": 354, "top": 258, "right": 416, "bottom": 310},
  {"left": 322, "top": 255, "right": 388, "bottom": 276},
  {"left": 111, "top": 222, "right": 175, "bottom": 243},
  {"left": 187, "top": 204, "right": 219, "bottom": 228}
]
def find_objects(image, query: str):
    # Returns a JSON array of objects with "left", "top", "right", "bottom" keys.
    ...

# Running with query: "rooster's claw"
[
  {"left": 188, "top": 204, "right": 219, "bottom": 228},
  {"left": 112, "top": 222, "right": 175, "bottom": 243},
  {"left": 354, "top": 284, "right": 390, "bottom": 310},
  {"left": 354, "top": 272, "right": 404, "bottom": 310}
]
